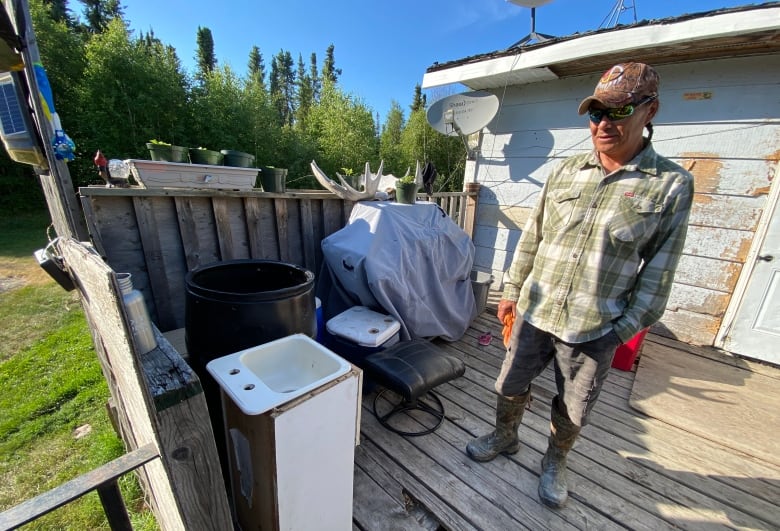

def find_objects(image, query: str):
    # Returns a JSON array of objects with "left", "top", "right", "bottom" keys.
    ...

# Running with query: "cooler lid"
[{"left": 326, "top": 306, "right": 401, "bottom": 347}]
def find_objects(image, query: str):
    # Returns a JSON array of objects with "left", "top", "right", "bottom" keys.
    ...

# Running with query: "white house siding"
[{"left": 469, "top": 54, "right": 780, "bottom": 346}]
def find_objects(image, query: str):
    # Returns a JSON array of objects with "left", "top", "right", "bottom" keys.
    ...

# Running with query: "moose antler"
[
  {"left": 401, "top": 161, "right": 425, "bottom": 189},
  {"left": 311, "top": 160, "right": 384, "bottom": 201}
]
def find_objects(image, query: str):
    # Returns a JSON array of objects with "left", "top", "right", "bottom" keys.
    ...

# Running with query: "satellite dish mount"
[{"left": 506, "top": 0, "right": 555, "bottom": 49}]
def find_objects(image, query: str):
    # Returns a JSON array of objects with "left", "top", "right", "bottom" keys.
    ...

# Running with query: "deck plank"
[
  {"left": 352, "top": 300, "right": 780, "bottom": 531},
  {"left": 352, "top": 448, "right": 433, "bottom": 531}
]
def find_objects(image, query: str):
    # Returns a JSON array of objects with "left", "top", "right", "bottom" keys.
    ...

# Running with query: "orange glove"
[{"left": 502, "top": 312, "right": 515, "bottom": 348}]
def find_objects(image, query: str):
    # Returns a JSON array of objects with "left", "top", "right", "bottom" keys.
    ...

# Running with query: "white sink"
[{"left": 206, "top": 334, "right": 351, "bottom": 415}]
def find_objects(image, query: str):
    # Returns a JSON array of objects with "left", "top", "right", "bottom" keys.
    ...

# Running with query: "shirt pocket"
[
  {"left": 544, "top": 188, "right": 581, "bottom": 232},
  {"left": 608, "top": 195, "right": 662, "bottom": 243}
]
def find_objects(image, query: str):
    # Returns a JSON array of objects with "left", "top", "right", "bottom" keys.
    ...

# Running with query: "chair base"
[{"left": 372, "top": 388, "right": 445, "bottom": 437}]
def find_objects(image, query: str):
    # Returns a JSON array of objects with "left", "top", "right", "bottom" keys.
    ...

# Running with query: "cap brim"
[
  {"left": 577, "top": 96, "right": 598, "bottom": 115},
  {"left": 577, "top": 92, "right": 636, "bottom": 115}
]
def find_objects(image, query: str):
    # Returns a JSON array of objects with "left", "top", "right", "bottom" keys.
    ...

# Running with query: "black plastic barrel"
[
  {"left": 184, "top": 259, "right": 316, "bottom": 484},
  {"left": 185, "top": 259, "right": 316, "bottom": 368}
]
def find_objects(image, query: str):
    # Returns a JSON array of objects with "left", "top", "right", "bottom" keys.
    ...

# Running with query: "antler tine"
[
  {"left": 310, "top": 160, "right": 374, "bottom": 201},
  {"left": 362, "top": 160, "right": 383, "bottom": 196},
  {"left": 415, "top": 160, "right": 423, "bottom": 188}
]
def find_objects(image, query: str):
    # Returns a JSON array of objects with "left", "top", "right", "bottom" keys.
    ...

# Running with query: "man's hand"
[{"left": 497, "top": 299, "right": 516, "bottom": 323}]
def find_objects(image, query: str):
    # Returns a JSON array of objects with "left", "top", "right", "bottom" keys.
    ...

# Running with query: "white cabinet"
[{"left": 221, "top": 370, "right": 361, "bottom": 530}]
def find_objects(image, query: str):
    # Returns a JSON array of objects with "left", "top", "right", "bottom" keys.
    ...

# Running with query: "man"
[{"left": 465, "top": 63, "right": 694, "bottom": 508}]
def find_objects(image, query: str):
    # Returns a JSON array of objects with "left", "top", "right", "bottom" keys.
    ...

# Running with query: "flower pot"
[
  {"left": 259, "top": 167, "right": 288, "bottom": 193},
  {"left": 221, "top": 150, "right": 255, "bottom": 168},
  {"left": 395, "top": 181, "right": 419, "bottom": 204},
  {"left": 146, "top": 143, "right": 188, "bottom": 163},
  {"left": 189, "top": 148, "right": 223, "bottom": 165}
]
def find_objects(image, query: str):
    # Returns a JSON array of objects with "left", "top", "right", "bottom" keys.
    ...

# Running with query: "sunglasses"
[{"left": 588, "top": 95, "right": 657, "bottom": 124}]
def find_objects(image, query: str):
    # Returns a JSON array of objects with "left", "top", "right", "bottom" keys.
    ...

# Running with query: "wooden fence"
[
  {"left": 54, "top": 239, "right": 232, "bottom": 529},
  {"left": 79, "top": 188, "right": 479, "bottom": 333}
]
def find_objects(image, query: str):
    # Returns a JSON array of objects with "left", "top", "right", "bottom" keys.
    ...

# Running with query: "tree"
[
  {"left": 307, "top": 81, "right": 377, "bottom": 179},
  {"left": 76, "top": 18, "right": 190, "bottom": 182},
  {"left": 295, "top": 53, "right": 315, "bottom": 131},
  {"left": 43, "top": 0, "right": 72, "bottom": 24},
  {"left": 400, "top": 108, "right": 465, "bottom": 192},
  {"left": 379, "top": 101, "right": 405, "bottom": 175},
  {"left": 242, "top": 75, "right": 285, "bottom": 168},
  {"left": 191, "top": 65, "right": 252, "bottom": 152},
  {"left": 247, "top": 45, "right": 265, "bottom": 89},
  {"left": 322, "top": 44, "right": 341, "bottom": 84},
  {"left": 269, "top": 50, "right": 295, "bottom": 127},
  {"left": 195, "top": 26, "right": 216, "bottom": 79},
  {"left": 79, "top": 0, "right": 122, "bottom": 33},
  {"left": 309, "top": 52, "right": 320, "bottom": 102},
  {"left": 411, "top": 84, "right": 426, "bottom": 112}
]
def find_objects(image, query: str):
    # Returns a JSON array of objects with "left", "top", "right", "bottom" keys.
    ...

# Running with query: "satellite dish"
[
  {"left": 426, "top": 91, "right": 500, "bottom": 137},
  {"left": 507, "top": 0, "right": 553, "bottom": 7}
]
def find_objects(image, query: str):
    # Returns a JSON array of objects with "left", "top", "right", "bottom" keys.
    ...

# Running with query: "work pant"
[{"left": 495, "top": 318, "right": 620, "bottom": 427}]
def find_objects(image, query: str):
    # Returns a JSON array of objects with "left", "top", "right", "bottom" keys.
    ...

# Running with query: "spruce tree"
[
  {"left": 247, "top": 45, "right": 265, "bottom": 89},
  {"left": 322, "top": 44, "right": 341, "bottom": 83},
  {"left": 195, "top": 26, "right": 216, "bottom": 79}
]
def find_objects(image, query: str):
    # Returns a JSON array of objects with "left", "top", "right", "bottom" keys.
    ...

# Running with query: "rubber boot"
[
  {"left": 466, "top": 390, "right": 531, "bottom": 462},
  {"left": 538, "top": 396, "right": 580, "bottom": 508}
]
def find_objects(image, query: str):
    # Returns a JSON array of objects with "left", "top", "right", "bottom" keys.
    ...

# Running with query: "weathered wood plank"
[
  {"left": 244, "top": 197, "right": 281, "bottom": 261},
  {"left": 674, "top": 254, "right": 742, "bottom": 293},
  {"left": 146, "top": 331, "right": 232, "bottom": 529},
  {"left": 684, "top": 225, "right": 755, "bottom": 262},
  {"left": 212, "top": 197, "right": 250, "bottom": 261},
  {"left": 630, "top": 344, "right": 780, "bottom": 468},
  {"left": 58, "top": 239, "right": 232, "bottom": 529},
  {"left": 274, "top": 198, "right": 290, "bottom": 263},
  {"left": 356, "top": 428, "right": 480, "bottom": 531},
  {"left": 133, "top": 196, "right": 185, "bottom": 331},
  {"left": 367, "top": 390, "right": 616, "bottom": 530},
  {"left": 652, "top": 308, "right": 720, "bottom": 346},
  {"left": 352, "top": 446, "right": 435, "bottom": 531},
  {"left": 58, "top": 239, "right": 183, "bottom": 529},
  {"left": 299, "top": 198, "right": 317, "bottom": 272},
  {"left": 688, "top": 193, "right": 764, "bottom": 231},
  {"left": 645, "top": 334, "right": 780, "bottom": 380},
  {"left": 174, "top": 196, "right": 220, "bottom": 270}
]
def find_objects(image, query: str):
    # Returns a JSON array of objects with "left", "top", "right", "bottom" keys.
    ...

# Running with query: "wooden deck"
[{"left": 350, "top": 295, "right": 780, "bottom": 531}]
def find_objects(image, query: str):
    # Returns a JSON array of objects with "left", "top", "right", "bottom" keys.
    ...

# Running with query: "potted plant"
[
  {"left": 146, "top": 140, "right": 188, "bottom": 163},
  {"left": 221, "top": 149, "right": 255, "bottom": 168},
  {"left": 395, "top": 175, "right": 419, "bottom": 204},
  {"left": 189, "top": 146, "right": 223, "bottom": 165},
  {"left": 258, "top": 166, "right": 288, "bottom": 192}
]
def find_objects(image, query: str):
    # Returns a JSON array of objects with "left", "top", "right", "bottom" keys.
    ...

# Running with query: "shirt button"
[{"left": 572, "top": 252, "right": 578, "bottom": 258}]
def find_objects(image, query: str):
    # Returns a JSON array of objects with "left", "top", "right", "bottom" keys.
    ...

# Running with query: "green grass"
[{"left": 0, "top": 209, "right": 158, "bottom": 529}]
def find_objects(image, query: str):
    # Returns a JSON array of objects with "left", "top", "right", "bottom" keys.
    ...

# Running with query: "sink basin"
[{"left": 206, "top": 334, "right": 351, "bottom": 415}]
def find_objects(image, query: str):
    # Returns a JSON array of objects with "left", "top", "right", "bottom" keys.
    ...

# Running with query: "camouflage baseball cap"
[{"left": 577, "top": 62, "right": 659, "bottom": 115}]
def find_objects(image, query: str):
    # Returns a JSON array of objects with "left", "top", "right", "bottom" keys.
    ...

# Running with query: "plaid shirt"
[{"left": 502, "top": 143, "right": 694, "bottom": 344}]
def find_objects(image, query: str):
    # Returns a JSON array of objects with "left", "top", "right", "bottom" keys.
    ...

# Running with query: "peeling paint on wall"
[
  {"left": 763, "top": 147, "right": 780, "bottom": 184},
  {"left": 680, "top": 153, "right": 723, "bottom": 194}
]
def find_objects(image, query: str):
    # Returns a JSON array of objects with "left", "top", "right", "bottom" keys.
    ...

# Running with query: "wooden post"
[
  {"left": 4, "top": 0, "right": 88, "bottom": 240},
  {"left": 463, "top": 182, "right": 481, "bottom": 239}
]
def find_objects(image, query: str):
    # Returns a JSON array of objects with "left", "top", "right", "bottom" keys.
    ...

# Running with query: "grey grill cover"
[{"left": 321, "top": 201, "right": 476, "bottom": 341}]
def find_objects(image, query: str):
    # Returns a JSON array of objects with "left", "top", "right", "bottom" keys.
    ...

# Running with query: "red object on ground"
[{"left": 611, "top": 327, "right": 649, "bottom": 371}]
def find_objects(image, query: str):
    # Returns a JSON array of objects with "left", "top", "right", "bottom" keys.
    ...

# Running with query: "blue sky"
[{"left": 119, "top": 1, "right": 769, "bottom": 122}]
